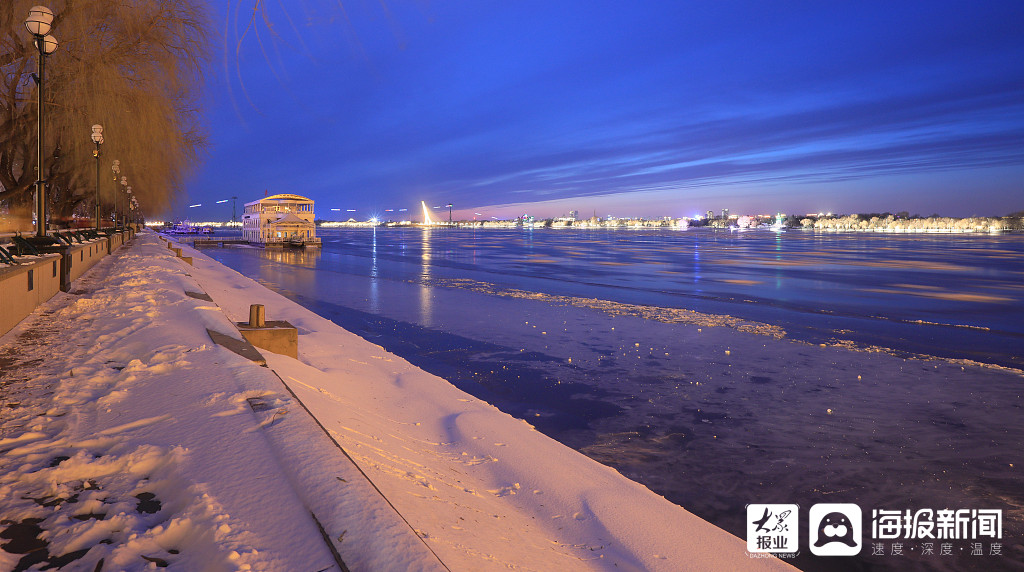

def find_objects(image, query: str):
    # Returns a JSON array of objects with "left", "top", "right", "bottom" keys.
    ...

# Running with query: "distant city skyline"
[{"left": 177, "top": 1, "right": 1024, "bottom": 222}]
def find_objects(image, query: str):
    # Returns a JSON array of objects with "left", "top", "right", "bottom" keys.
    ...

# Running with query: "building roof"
[
  {"left": 245, "top": 194, "right": 313, "bottom": 207},
  {"left": 268, "top": 213, "right": 314, "bottom": 226}
]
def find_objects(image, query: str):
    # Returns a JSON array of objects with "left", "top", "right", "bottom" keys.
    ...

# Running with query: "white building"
[{"left": 241, "top": 193, "right": 320, "bottom": 247}]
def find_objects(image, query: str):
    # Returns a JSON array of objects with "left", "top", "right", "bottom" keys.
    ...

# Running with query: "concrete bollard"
[
  {"left": 249, "top": 304, "right": 266, "bottom": 328},
  {"left": 236, "top": 304, "right": 297, "bottom": 358}
]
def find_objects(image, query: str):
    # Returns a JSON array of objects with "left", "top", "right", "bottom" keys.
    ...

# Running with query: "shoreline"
[
  {"left": 0, "top": 231, "right": 792, "bottom": 571},
  {"left": 154, "top": 223, "right": 1023, "bottom": 234}
]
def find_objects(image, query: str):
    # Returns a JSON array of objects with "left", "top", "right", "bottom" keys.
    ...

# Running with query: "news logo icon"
[
  {"left": 809, "top": 503, "right": 862, "bottom": 556},
  {"left": 747, "top": 504, "right": 798, "bottom": 553}
]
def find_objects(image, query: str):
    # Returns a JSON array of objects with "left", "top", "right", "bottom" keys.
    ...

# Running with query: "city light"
[
  {"left": 216, "top": 199, "right": 229, "bottom": 204},
  {"left": 188, "top": 203, "right": 201, "bottom": 208}
]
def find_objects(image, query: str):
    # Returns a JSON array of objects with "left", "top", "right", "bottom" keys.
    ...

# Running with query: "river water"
[{"left": 197, "top": 227, "right": 1024, "bottom": 571}]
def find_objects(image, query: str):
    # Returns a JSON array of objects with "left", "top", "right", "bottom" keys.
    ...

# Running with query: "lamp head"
[
  {"left": 34, "top": 34, "right": 58, "bottom": 54},
  {"left": 24, "top": 6, "right": 54, "bottom": 36}
]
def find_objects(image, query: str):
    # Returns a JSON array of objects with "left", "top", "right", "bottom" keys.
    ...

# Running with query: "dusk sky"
[{"left": 175, "top": 1, "right": 1024, "bottom": 222}]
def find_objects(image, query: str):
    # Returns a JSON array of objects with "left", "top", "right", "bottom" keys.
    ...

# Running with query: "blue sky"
[{"left": 176, "top": 0, "right": 1024, "bottom": 221}]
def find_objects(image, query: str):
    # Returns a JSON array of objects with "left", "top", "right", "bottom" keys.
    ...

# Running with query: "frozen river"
[{"left": 200, "top": 227, "right": 1024, "bottom": 571}]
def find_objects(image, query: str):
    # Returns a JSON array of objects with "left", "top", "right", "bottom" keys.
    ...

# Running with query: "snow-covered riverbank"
[{"left": 0, "top": 232, "right": 791, "bottom": 571}]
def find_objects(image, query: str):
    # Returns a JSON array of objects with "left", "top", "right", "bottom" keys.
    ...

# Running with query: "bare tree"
[{"left": 1, "top": 0, "right": 210, "bottom": 230}]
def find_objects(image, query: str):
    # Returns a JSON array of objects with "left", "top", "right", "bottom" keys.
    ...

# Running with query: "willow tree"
[{"left": 0, "top": 0, "right": 209, "bottom": 229}]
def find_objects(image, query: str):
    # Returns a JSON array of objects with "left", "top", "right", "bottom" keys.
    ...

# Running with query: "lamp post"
[
  {"left": 129, "top": 195, "right": 138, "bottom": 225},
  {"left": 91, "top": 124, "right": 103, "bottom": 231},
  {"left": 25, "top": 6, "right": 58, "bottom": 240},
  {"left": 120, "top": 176, "right": 127, "bottom": 228},
  {"left": 111, "top": 160, "right": 120, "bottom": 228},
  {"left": 129, "top": 188, "right": 137, "bottom": 228},
  {"left": 446, "top": 203, "right": 453, "bottom": 224}
]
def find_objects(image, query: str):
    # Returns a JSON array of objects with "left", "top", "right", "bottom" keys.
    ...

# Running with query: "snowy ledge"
[{"left": 0, "top": 232, "right": 793, "bottom": 571}]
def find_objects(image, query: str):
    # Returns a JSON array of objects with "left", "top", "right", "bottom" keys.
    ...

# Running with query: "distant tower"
[
  {"left": 722, "top": 208, "right": 729, "bottom": 219},
  {"left": 707, "top": 210, "right": 714, "bottom": 220},
  {"left": 421, "top": 201, "right": 434, "bottom": 225},
  {"left": 569, "top": 210, "right": 579, "bottom": 220}
]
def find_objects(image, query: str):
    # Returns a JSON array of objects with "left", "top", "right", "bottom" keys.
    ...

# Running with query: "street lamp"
[
  {"left": 126, "top": 186, "right": 133, "bottom": 227},
  {"left": 111, "top": 160, "right": 120, "bottom": 228},
  {"left": 25, "top": 6, "right": 58, "bottom": 241},
  {"left": 120, "top": 176, "right": 127, "bottom": 228},
  {"left": 91, "top": 124, "right": 103, "bottom": 230},
  {"left": 130, "top": 195, "right": 139, "bottom": 225},
  {"left": 446, "top": 203, "right": 453, "bottom": 224}
]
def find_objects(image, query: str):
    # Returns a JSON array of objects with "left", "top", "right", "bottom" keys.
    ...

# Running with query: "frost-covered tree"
[{"left": 0, "top": 0, "right": 209, "bottom": 228}]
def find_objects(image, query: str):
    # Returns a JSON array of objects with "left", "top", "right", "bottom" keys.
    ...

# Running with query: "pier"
[{"left": 189, "top": 237, "right": 250, "bottom": 247}]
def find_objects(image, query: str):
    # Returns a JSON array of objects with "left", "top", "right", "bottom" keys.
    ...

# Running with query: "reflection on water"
[
  {"left": 370, "top": 227, "right": 379, "bottom": 314},
  {"left": 257, "top": 245, "right": 323, "bottom": 267},
  {"left": 199, "top": 228, "right": 1024, "bottom": 572},
  {"left": 420, "top": 228, "right": 434, "bottom": 327}
]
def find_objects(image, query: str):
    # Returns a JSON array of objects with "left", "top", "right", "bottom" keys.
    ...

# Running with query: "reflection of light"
[
  {"left": 369, "top": 226, "right": 379, "bottom": 313},
  {"left": 421, "top": 201, "right": 434, "bottom": 225},
  {"left": 693, "top": 236, "right": 702, "bottom": 288},
  {"left": 331, "top": 208, "right": 341, "bottom": 211},
  {"left": 419, "top": 228, "right": 433, "bottom": 326},
  {"left": 347, "top": 209, "right": 356, "bottom": 212},
  {"left": 216, "top": 199, "right": 229, "bottom": 204},
  {"left": 775, "top": 232, "right": 784, "bottom": 290},
  {"left": 189, "top": 203, "right": 201, "bottom": 208}
]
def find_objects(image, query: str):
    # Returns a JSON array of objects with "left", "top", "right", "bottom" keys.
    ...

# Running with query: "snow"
[{"left": 0, "top": 232, "right": 793, "bottom": 571}]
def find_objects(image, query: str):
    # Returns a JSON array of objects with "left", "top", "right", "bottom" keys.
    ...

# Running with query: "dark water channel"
[{"left": 197, "top": 227, "right": 1024, "bottom": 571}]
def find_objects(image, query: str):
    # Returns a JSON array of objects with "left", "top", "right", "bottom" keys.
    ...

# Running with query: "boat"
[
  {"left": 167, "top": 220, "right": 200, "bottom": 235},
  {"left": 241, "top": 193, "right": 321, "bottom": 248}
]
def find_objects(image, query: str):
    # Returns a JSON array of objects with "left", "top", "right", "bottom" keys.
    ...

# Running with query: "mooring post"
[{"left": 249, "top": 304, "right": 266, "bottom": 328}]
